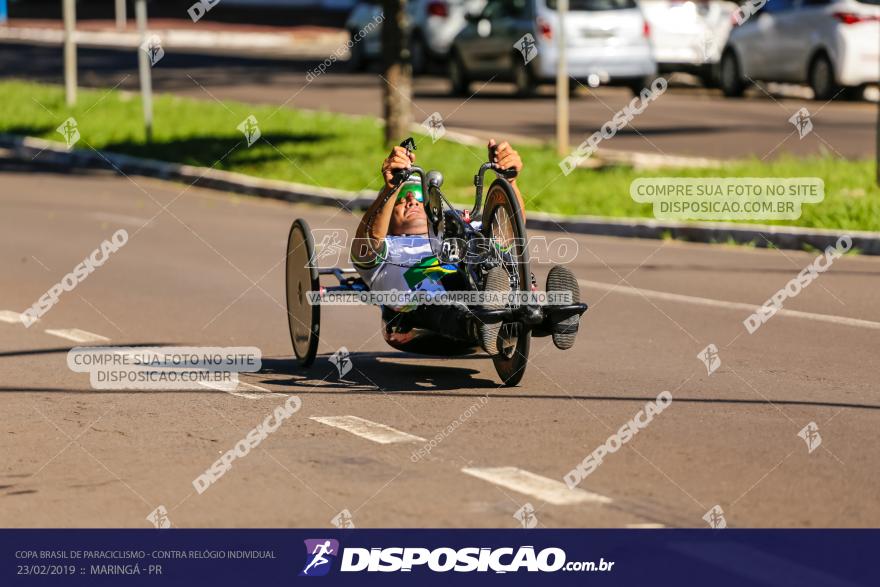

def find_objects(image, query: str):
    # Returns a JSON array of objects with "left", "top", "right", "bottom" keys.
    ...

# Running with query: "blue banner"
[{"left": 3, "top": 529, "right": 877, "bottom": 586}]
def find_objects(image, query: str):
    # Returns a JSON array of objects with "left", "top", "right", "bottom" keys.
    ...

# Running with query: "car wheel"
[
  {"left": 410, "top": 33, "right": 428, "bottom": 76},
  {"left": 720, "top": 50, "right": 745, "bottom": 97},
  {"left": 626, "top": 76, "right": 653, "bottom": 97},
  {"left": 513, "top": 60, "right": 537, "bottom": 98},
  {"left": 347, "top": 31, "right": 367, "bottom": 72},
  {"left": 809, "top": 53, "right": 839, "bottom": 101},
  {"left": 449, "top": 51, "right": 470, "bottom": 96}
]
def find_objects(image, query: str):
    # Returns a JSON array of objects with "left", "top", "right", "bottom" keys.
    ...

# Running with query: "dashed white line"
[
  {"left": 462, "top": 466, "right": 613, "bottom": 506},
  {"left": 0, "top": 310, "right": 26, "bottom": 324},
  {"left": 199, "top": 380, "right": 284, "bottom": 400},
  {"left": 310, "top": 415, "right": 426, "bottom": 444},
  {"left": 44, "top": 328, "right": 110, "bottom": 343},
  {"left": 579, "top": 279, "right": 880, "bottom": 331}
]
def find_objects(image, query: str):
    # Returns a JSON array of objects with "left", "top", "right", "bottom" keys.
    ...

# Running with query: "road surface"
[{"left": 1, "top": 161, "right": 878, "bottom": 528}]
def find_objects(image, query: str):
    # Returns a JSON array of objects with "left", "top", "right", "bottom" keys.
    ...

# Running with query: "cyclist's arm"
[
  {"left": 351, "top": 185, "right": 398, "bottom": 268},
  {"left": 490, "top": 140, "right": 526, "bottom": 221},
  {"left": 350, "top": 146, "right": 414, "bottom": 268}
]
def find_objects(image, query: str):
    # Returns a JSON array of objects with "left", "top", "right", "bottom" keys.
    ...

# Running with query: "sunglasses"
[{"left": 395, "top": 187, "right": 424, "bottom": 205}]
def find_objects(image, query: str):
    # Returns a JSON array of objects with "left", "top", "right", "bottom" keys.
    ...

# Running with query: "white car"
[
  {"left": 345, "top": 0, "right": 487, "bottom": 73},
  {"left": 639, "top": 0, "right": 738, "bottom": 85},
  {"left": 449, "top": 0, "right": 656, "bottom": 96},
  {"left": 720, "top": 0, "right": 880, "bottom": 100}
]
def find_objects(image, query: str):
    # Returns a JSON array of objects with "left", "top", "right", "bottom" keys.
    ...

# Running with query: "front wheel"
[
  {"left": 482, "top": 179, "right": 531, "bottom": 386},
  {"left": 285, "top": 218, "right": 320, "bottom": 367}
]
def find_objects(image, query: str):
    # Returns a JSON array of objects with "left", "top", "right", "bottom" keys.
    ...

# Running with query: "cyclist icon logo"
[
  {"left": 312, "top": 231, "right": 346, "bottom": 265},
  {"left": 300, "top": 539, "right": 339, "bottom": 577},
  {"left": 140, "top": 34, "right": 165, "bottom": 66},
  {"left": 788, "top": 108, "right": 813, "bottom": 139},
  {"left": 237, "top": 115, "right": 261, "bottom": 147},
  {"left": 56, "top": 117, "right": 80, "bottom": 149},
  {"left": 697, "top": 343, "right": 721, "bottom": 376},
  {"left": 798, "top": 421, "right": 822, "bottom": 453},
  {"left": 421, "top": 112, "right": 446, "bottom": 142},
  {"left": 514, "top": 33, "right": 538, "bottom": 65}
]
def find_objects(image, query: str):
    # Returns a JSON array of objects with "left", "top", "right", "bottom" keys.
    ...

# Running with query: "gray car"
[{"left": 449, "top": 0, "right": 656, "bottom": 96}]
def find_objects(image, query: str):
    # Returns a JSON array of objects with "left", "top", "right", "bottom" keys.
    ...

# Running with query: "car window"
[
  {"left": 482, "top": 0, "right": 527, "bottom": 18},
  {"left": 800, "top": 0, "right": 831, "bottom": 6},
  {"left": 545, "top": 0, "right": 637, "bottom": 10}
]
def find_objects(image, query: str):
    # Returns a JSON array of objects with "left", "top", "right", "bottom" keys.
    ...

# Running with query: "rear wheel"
[
  {"left": 513, "top": 60, "right": 537, "bottom": 98},
  {"left": 347, "top": 31, "right": 367, "bottom": 72},
  {"left": 285, "top": 218, "right": 320, "bottom": 367},
  {"left": 410, "top": 33, "right": 428, "bottom": 75},
  {"left": 809, "top": 53, "right": 838, "bottom": 101},
  {"left": 449, "top": 51, "right": 470, "bottom": 96},
  {"left": 482, "top": 179, "right": 531, "bottom": 386},
  {"left": 720, "top": 50, "right": 745, "bottom": 97}
]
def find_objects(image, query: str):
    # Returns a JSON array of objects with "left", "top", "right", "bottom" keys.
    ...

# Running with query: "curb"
[
  {"left": 3, "top": 133, "right": 877, "bottom": 255},
  {"left": 0, "top": 134, "right": 377, "bottom": 211},
  {"left": 0, "top": 25, "right": 346, "bottom": 59}
]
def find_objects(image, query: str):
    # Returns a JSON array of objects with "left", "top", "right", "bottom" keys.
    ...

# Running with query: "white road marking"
[
  {"left": 461, "top": 466, "right": 613, "bottom": 506},
  {"left": 310, "top": 415, "right": 426, "bottom": 444},
  {"left": 199, "top": 380, "right": 283, "bottom": 400},
  {"left": 44, "top": 328, "right": 110, "bottom": 343},
  {"left": 579, "top": 279, "right": 880, "bottom": 331},
  {"left": 0, "top": 310, "right": 27, "bottom": 324}
]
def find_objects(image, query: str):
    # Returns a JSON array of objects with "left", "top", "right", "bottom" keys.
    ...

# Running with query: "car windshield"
[{"left": 545, "top": 0, "right": 637, "bottom": 10}]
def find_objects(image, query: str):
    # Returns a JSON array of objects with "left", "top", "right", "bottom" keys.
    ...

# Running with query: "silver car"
[
  {"left": 449, "top": 0, "right": 657, "bottom": 96},
  {"left": 345, "top": 0, "right": 487, "bottom": 73},
  {"left": 639, "top": 0, "right": 738, "bottom": 85}
]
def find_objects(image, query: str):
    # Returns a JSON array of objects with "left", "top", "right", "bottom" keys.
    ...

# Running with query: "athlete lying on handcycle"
[{"left": 349, "top": 138, "right": 584, "bottom": 361}]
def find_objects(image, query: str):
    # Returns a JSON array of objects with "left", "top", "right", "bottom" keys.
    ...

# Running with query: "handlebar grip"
[
  {"left": 496, "top": 166, "right": 518, "bottom": 180},
  {"left": 391, "top": 167, "right": 411, "bottom": 186}
]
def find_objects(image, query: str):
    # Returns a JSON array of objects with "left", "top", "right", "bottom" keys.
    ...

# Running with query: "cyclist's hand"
[
  {"left": 488, "top": 139, "right": 523, "bottom": 181},
  {"left": 382, "top": 146, "right": 416, "bottom": 190}
]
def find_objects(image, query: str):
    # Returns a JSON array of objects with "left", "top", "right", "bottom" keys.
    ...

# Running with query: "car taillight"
[
  {"left": 427, "top": 1, "right": 448, "bottom": 17},
  {"left": 833, "top": 12, "right": 878, "bottom": 24},
  {"left": 643, "top": 20, "right": 650, "bottom": 38},
  {"left": 537, "top": 17, "right": 552, "bottom": 40}
]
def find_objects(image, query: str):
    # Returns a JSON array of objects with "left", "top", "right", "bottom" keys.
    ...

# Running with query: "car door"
[
  {"left": 770, "top": 0, "right": 815, "bottom": 80},
  {"left": 783, "top": 0, "right": 834, "bottom": 82},
  {"left": 748, "top": 0, "right": 798, "bottom": 80},
  {"left": 461, "top": 0, "right": 530, "bottom": 76}
]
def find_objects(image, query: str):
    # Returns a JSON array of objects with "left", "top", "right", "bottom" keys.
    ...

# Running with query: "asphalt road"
[
  {"left": 1, "top": 43, "right": 876, "bottom": 160},
  {"left": 2, "top": 161, "right": 878, "bottom": 528}
]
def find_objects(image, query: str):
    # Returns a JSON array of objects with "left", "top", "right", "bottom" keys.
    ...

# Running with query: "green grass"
[{"left": 2, "top": 79, "right": 878, "bottom": 231}]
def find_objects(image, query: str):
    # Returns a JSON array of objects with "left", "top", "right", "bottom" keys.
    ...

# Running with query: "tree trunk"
[{"left": 382, "top": 0, "right": 412, "bottom": 147}]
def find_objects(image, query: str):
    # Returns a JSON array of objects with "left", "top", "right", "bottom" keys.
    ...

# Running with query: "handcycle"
[{"left": 284, "top": 138, "right": 587, "bottom": 386}]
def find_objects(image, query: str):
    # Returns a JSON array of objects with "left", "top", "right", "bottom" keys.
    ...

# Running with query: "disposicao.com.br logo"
[
  {"left": 300, "top": 539, "right": 339, "bottom": 577},
  {"left": 300, "top": 541, "right": 614, "bottom": 575}
]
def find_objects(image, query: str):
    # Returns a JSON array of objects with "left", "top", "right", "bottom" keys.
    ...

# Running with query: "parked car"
[
  {"left": 345, "top": 0, "right": 487, "bottom": 73},
  {"left": 448, "top": 0, "right": 656, "bottom": 97},
  {"left": 639, "top": 0, "right": 737, "bottom": 86},
  {"left": 720, "top": 0, "right": 880, "bottom": 100}
]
